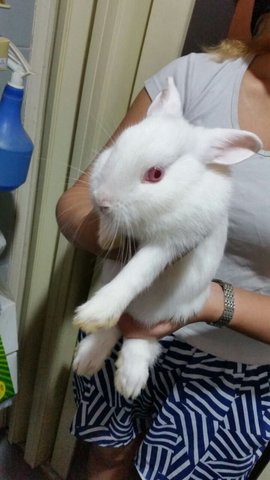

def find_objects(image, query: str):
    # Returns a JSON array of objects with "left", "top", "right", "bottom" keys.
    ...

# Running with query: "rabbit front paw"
[
  {"left": 114, "top": 354, "right": 149, "bottom": 400},
  {"left": 73, "top": 292, "right": 121, "bottom": 333}
]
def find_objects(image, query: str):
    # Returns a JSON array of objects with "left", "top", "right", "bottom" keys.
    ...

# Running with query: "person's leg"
[{"left": 87, "top": 434, "right": 143, "bottom": 480}]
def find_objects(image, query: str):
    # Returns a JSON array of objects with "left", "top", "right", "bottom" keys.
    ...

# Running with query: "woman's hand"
[
  {"left": 118, "top": 282, "right": 224, "bottom": 339},
  {"left": 118, "top": 281, "right": 270, "bottom": 345},
  {"left": 118, "top": 313, "right": 183, "bottom": 339}
]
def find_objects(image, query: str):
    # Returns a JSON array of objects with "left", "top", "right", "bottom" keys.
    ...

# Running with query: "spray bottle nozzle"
[
  {"left": 0, "top": 37, "right": 33, "bottom": 88},
  {"left": 7, "top": 41, "right": 33, "bottom": 88}
]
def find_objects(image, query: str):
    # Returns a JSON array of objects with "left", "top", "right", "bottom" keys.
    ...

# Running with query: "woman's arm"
[
  {"left": 118, "top": 281, "right": 270, "bottom": 345},
  {"left": 55, "top": 87, "right": 152, "bottom": 254},
  {"left": 224, "top": 286, "right": 270, "bottom": 344},
  {"left": 56, "top": 85, "right": 270, "bottom": 346}
]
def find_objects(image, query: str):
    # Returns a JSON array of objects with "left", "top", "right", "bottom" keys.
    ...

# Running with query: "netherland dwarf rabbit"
[{"left": 73, "top": 77, "right": 261, "bottom": 399}]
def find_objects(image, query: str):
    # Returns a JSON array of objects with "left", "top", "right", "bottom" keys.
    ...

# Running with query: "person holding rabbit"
[{"left": 56, "top": 2, "right": 270, "bottom": 479}]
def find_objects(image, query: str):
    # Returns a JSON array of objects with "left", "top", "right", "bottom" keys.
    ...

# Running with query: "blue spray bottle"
[{"left": 0, "top": 39, "right": 34, "bottom": 191}]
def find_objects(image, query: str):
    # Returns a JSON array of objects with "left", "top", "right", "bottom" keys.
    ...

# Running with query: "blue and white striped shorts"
[{"left": 71, "top": 334, "right": 270, "bottom": 480}]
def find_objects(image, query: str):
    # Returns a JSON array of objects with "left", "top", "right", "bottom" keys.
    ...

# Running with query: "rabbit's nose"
[
  {"left": 97, "top": 198, "right": 112, "bottom": 213},
  {"left": 99, "top": 204, "right": 111, "bottom": 213}
]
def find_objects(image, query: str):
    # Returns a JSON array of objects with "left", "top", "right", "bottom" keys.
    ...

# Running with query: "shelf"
[{"left": 0, "top": 2, "right": 10, "bottom": 9}]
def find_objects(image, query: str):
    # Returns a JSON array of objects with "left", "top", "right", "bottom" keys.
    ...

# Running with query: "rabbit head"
[{"left": 90, "top": 77, "right": 261, "bottom": 251}]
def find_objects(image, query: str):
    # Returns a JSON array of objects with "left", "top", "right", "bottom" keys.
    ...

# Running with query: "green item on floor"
[{"left": 0, "top": 335, "right": 15, "bottom": 403}]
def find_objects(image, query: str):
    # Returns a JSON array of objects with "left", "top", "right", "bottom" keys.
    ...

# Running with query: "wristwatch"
[{"left": 209, "top": 279, "right": 235, "bottom": 328}]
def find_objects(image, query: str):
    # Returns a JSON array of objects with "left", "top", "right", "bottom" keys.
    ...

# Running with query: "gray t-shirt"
[{"left": 145, "top": 53, "right": 270, "bottom": 365}]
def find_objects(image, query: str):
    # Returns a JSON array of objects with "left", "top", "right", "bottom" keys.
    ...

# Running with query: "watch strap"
[{"left": 209, "top": 279, "right": 235, "bottom": 328}]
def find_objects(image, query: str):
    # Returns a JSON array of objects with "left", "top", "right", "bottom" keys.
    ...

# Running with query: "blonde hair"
[{"left": 205, "top": 34, "right": 270, "bottom": 62}]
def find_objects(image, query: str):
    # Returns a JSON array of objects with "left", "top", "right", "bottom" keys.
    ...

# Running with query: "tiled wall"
[{"left": 0, "top": 0, "right": 35, "bottom": 284}]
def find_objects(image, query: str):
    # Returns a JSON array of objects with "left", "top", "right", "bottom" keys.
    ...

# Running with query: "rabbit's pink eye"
[{"left": 143, "top": 166, "right": 164, "bottom": 183}]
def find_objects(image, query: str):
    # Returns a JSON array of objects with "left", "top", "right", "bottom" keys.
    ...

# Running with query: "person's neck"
[{"left": 249, "top": 53, "right": 270, "bottom": 82}]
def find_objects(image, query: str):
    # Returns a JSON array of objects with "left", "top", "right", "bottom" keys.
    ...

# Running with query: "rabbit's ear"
[
  {"left": 147, "top": 77, "right": 182, "bottom": 117},
  {"left": 204, "top": 129, "right": 262, "bottom": 165}
]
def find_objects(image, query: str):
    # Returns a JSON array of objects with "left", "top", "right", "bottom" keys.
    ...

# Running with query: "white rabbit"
[{"left": 73, "top": 77, "right": 261, "bottom": 399}]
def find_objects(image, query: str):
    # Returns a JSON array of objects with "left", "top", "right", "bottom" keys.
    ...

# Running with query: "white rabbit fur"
[{"left": 73, "top": 77, "right": 261, "bottom": 399}]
